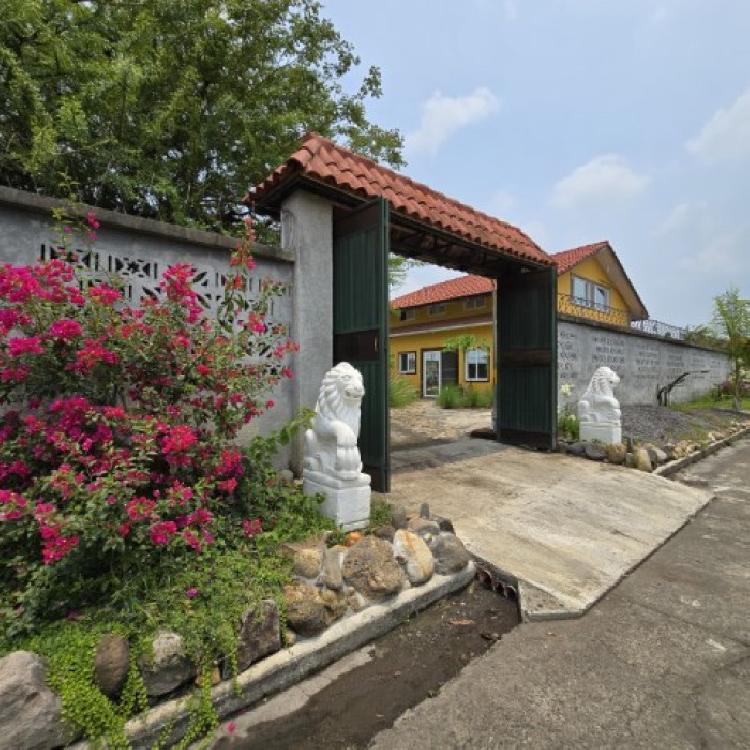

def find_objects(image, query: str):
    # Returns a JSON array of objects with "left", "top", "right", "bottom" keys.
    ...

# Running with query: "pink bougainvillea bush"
[{"left": 0, "top": 216, "right": 308, "bottom": 634}]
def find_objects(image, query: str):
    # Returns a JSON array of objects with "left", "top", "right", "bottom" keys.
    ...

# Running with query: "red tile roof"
[
  {"left": 391, "top": 274, "right": 495, "bottom": 309},
  {"left": 252, "top": 133, "right": 551, "bottom": 266},
  {"left": 551, "top": 241, "right": 609, "bottom": 275}
]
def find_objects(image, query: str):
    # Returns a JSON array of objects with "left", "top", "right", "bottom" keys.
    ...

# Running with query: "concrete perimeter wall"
[
  {"left": 0, "top": 187, "right": 296, "bottom": 464},
  {"left": 558, "top": 316, "right": 730, "bottom": 409}
]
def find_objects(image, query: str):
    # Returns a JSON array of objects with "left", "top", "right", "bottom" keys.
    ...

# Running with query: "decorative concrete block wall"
[
  {"left": 558, "top": 317, "right": 730, "bottom": 409},
  {"left": 0, "top": 187, "right": 296, "bottom": 462}
]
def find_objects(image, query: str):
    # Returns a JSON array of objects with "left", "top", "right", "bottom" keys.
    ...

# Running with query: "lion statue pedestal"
[
  {"left": 302, "top": 362, "right": 371, "bottom": 531},
  {"left": 577, "top": 366, "right": 622, "bottom": 445}
]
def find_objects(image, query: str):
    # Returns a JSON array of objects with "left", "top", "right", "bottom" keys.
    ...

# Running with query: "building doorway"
[{"left": 422, "top": 350, "right": 441, "bottom": 397}]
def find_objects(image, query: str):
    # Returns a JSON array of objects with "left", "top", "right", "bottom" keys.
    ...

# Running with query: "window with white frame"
[
  {"left": 464, "top": 295, "right": 486, "bottom": 310},
  {"left": 572, "top": 275, "right": 609, "bottom": 311},
  {"left": 398, "top": 351, "right": 416, "bottom": 374},
  {"left": 398, "top": 308, "right": 415, "bottom": 321},
  {"left": 428, "top": 303, "right": 447, "bottom": 316},
  {"left": 465, "top": 348, "right": 489, "bottom": 381}
]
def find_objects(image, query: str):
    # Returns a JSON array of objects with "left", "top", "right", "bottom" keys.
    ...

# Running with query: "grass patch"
[
  {"left": 437, "top": 385, "right": 492, "bottom": 409},
  {"left": 671, "top": 393, "right": 750, "bottom": 412},
  {"left": 389, "top": 375, "right": 418, "bottom": 408}
]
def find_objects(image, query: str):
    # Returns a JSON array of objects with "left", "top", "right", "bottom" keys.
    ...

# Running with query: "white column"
[{"left": 281, "top": 190, "right": 334, "bottom": 474}]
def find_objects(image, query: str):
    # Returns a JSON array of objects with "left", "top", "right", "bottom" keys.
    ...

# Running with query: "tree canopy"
[
  {"left": 712, "top": 287, "right": 750, "bottom": 409},
  {"left": 0, "top": 0, "right": 404, "bottom": 231}
]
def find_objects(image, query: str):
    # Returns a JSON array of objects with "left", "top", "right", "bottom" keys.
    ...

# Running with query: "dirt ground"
[
  {"left": 207, "top": 582, "right": 517, "bottom": 750},
  {"left": 390, "top": 400, "right": 491, "bottom": 450},
  {"left": 621, "top": 404, "right": 749, "bottom": 444}
]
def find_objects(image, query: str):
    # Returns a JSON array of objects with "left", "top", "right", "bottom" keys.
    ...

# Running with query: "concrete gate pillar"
[{"left": 281, "top": 190, "right": 334, "bottom": 474}]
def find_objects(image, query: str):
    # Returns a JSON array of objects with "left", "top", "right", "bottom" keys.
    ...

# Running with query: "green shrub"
[
  {"left": 389, "top": 375, "right": 418, "bottom": 408},
  {"left": 437, "top": 385, "right": 492, "bottom": 409},
  {"left": 437, "top": 385, "right": 463, "bottom": 408},
  {"left": 557, "top": 407, "right": 580, "bottom": 441}
]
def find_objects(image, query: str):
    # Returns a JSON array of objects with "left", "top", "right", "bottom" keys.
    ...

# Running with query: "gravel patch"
[{"left": 622, "top": 405, "right": 749, "bottom": 444}]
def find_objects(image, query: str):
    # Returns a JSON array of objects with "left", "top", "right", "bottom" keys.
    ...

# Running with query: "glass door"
[{"left": 423, "top": 350, "right": 441, "bottom": 397}]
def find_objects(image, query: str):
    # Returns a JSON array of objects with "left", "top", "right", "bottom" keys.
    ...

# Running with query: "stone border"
[
  {"left": 71, "top": 563, "right": 475, "bottom": 750},
  {"left": 654, "top": 425, "right": 750, "bottom": 477}
]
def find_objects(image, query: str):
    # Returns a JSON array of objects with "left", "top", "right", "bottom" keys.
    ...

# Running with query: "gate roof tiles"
[{"left": 251, "top": 133, "right": 552, "bottom": 266}]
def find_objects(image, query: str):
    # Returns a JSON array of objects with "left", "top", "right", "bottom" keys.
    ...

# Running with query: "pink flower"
[
  {"left": 183, "top": 528, "right": 202, "bottom": 551},
  {"left": 117, "top": 523, "right": 130, "bottom": 537},
  {"left": 226, "top": 722, "right": 236, "bottom": 734},
  {"left": 8, "top": 336, "right": 43, "bottom": 357},
  {"left": 125, "top": 496, "right": 156, "bottom": 521},
  {"left": 218, "top": 478, "right": 237, "bottom": 493},
  {"left": 185, "top": 587, "right": 199, "bottom": 599},
  {"left": 71, "top": 338, "right": 119, "bottom": 373},
  {"left": 89, "top": 284, "right": 121, "bottom": 305},
  {"left": 242, "top": 518, "right": 262, "bottom": 537},
  {"left": 85, "top": 211, "right": 100, "bottom": 230},
  {"left": 0, "top": 365, "right": 29, "bottom": 383},
  {"left": 47, "top": 318, "right": 83, "bottom": 341},
  {"left": 160, "top": 425, "right": 198, "bottom": 455},
  {"left": 265, "top": 399, "right": 274, "bottom": 409},
  {"left": 149, "top": 520, "right": 177, "bottom": 545}
]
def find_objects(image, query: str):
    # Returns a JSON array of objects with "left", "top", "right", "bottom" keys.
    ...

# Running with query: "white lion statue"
[
  {"left": 578, "top": 366, "right": 621, "bottom": 424},
  {"left": 304, "top": 362, "right": 366, "bottom": 481}
]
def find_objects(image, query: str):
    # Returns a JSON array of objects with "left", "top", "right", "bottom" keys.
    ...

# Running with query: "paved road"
[{"left": 371, "top": 438, "right": 750, "bottom": 749}]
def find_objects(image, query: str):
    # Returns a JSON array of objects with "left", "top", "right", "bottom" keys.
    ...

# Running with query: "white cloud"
[
  {"left": 407, "top": 87, "right": 500, "bottom": 156},
  {"left": 686, "top": 87, "right": 750, "bottom": 163},
  {"left": 551, "top": 154, "right": 650, "bottom": 209}
]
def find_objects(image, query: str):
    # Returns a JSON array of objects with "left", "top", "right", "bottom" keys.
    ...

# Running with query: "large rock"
[
  {"left": 633, "top": 447, "right": 653, "bottom": 472},
  {"left": 407, "top": 517, "right": 440, "bottom": 541},
  {"left": 138, "top": 631, "right": 196, "bottom": 697},
  {"left": 281, "top": 538, "right": 324, "bottom": 579},
  {"left": 320, "top": 546, "right": 344, "bottom": 590},
  {"left": 284, "top": 582, "right": 346, "bottom": 636},
  {"left": 605, "top": 443, "right": 627, "bottom": 465},
  {"left": 392, "top": 529, "right": 434, "bottom": 585},
  {"left": 430, "top": 532, "right": 471, "bottom": 574},
  {"left": 388, "top": 502, "right": 408, "bottom": 530},
  {"left": 228, "top": 600, "right": 281, "bottom": 677},
  {"left": 0, "top": 650, "right": 75, "bottom": 750},
  {"left": 644, "top": 444, "right": 668, "bottom": 466},
  {"left": 94, "top": 633, "right": 130, "bottom": 697},
  {"left": 342, "top": 536, "right": 405, "bottom": 600},
  {"left": 584, "top": 443, "right": 606, "bottom": 461}
]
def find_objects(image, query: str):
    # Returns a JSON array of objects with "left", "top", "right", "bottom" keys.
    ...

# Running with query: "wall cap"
[{"left": 0, "top": 186, "right": 294, "bottom": 264}]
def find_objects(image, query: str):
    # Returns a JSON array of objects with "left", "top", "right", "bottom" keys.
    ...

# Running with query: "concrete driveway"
[
  {"left": 386, "top": 438, "right": 711, "bottom": 619},
  {"left": 372, "top": 438, "right": 750, "bottom": 749},
  {"left": 390, "top": 401, "right": 491, "bottom": 450}
]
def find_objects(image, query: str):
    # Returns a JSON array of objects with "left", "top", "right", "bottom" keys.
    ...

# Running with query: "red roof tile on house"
[
  {"left": 391, "top": 274, "right": 494, "bottom": 309},
  {"left": 551, "top": 242, "right": 609, "bottom": 275},
  {"left": 252, "top": 133, "right": 552, "bottom": 266}
]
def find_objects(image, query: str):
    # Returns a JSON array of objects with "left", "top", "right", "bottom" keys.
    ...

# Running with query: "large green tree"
[
  {"left": 0, "top": 0, "right": 403, "bottom": 231},
  {"left": 712, "top": 287, "right": 750, "bottom": 410}
]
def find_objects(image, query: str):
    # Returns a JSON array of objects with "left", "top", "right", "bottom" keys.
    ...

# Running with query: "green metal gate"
[
  {"left": 332, "top": 199, "right": 391, "bottom": 492},
  {"left": 496, "top": 265, "right": 557, "bottom": 449}
]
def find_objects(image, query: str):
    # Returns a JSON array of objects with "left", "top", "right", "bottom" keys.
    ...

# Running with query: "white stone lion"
[
  {"left": 577, "top": 366, "right": 621, "bottom": 424},
  {"left": 304, "top": 362, "right": 366, "bottom": 481}
]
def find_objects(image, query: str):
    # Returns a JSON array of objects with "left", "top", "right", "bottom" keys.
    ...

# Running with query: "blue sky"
[{"left": 322, "top": 0, "right": 750, "bottom": 326}]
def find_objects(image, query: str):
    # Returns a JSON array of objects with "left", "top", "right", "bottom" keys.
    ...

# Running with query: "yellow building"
[{"left": 390, "top": 241, "right": 648, "bottom": 398}]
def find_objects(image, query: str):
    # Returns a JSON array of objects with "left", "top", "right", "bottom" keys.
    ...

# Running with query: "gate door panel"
[
  {"left": 333, "top": 199, "right": 390, "bottom": 492},
  {"left": 496, "top": 266, "right": 557, "bottom": 449}
]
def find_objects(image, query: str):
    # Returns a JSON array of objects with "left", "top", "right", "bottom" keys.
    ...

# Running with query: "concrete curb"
[
  {"left": 655, "top": 426, "right": 750, "bottom": 477},
  {"left": 72, "top": 563, "right": 475, "bottom": 750}
]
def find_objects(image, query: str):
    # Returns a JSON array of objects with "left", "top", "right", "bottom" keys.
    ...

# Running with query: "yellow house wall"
[
  {"left": 390, "top": 322, "right": 494, "bottom": 394},
  {"left": 557, "top": 257, "right": 630, "bottom": 322}
]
